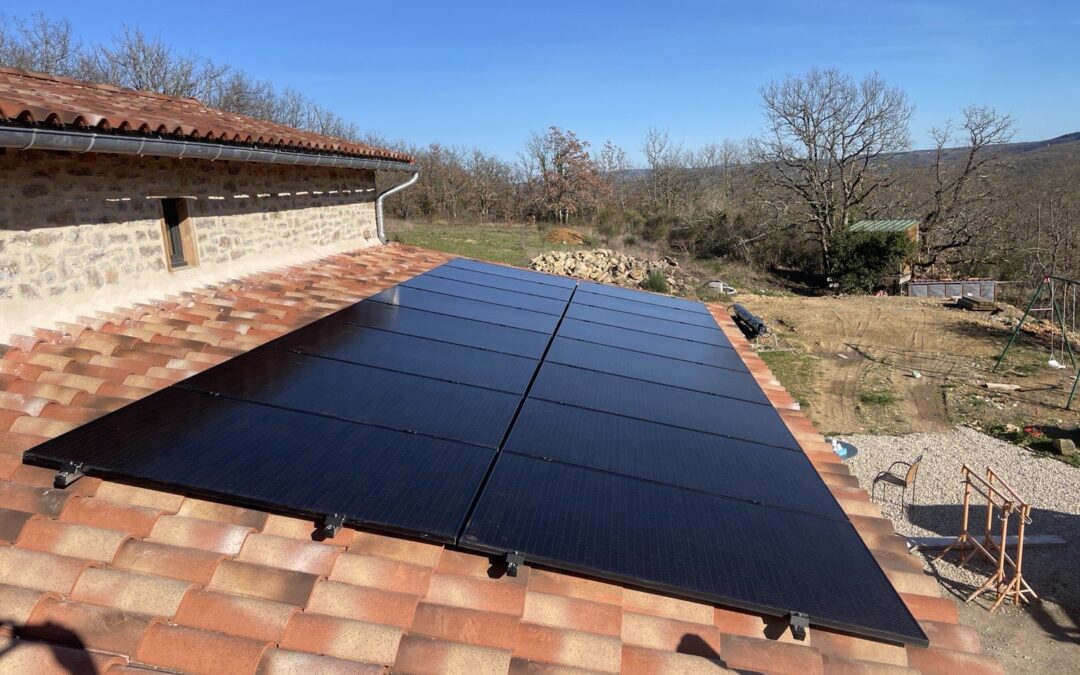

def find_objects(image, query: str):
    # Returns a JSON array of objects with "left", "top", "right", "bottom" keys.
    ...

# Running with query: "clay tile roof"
[
  {"left": 0, "top": 67, "right": 413, "bottom": 163},
  {"left": 0, "top": 243, "right": 1004, "bottom": 674}
]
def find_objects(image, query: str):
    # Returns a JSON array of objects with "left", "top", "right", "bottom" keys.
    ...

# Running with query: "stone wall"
[{"left": 0, "top": 148, "right": 380, "bottom": 339}]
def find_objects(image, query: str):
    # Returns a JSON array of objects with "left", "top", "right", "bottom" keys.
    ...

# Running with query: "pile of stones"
[{"left": 529, "top": 249, "right": 694, "bottom": 294}]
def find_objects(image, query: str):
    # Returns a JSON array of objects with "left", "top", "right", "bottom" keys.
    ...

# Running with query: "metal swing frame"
[{"left": 993, "top": 275, "right": 1080, "bottom": 409}]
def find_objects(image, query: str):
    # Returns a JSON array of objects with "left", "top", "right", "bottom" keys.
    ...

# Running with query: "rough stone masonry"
[{"left": 0, "top": 148, "right": 379, "bottom": 339}]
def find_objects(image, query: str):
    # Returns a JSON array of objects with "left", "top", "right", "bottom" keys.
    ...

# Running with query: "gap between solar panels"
[{"left": 23, "top": 257, "right": 927, "bottom": 647}]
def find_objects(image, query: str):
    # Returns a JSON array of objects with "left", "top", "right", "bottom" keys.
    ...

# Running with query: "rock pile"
[{"left": 529, "top": 249, "right": 695, "bottom": 293}]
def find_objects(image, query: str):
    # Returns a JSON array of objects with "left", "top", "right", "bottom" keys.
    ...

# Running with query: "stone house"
[{"left": 0, "top": 67, "right": 417, "bottom": 340}]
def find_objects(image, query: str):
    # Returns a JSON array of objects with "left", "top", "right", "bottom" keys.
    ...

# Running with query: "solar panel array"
[{"left": 25, "top": 258, "right": 927, "bottom": 646}]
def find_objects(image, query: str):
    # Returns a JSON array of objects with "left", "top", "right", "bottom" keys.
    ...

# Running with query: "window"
[{"left": 160, "top": 198, "right": 197, "bottom": 269}]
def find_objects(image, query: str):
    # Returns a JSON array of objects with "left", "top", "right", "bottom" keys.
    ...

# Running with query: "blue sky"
[{"left": 16, "top": 1, "right": 1080, "bottom": 163}]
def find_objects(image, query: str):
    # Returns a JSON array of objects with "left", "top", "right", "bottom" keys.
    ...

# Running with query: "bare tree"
[
  {"left": 643, "top": 127, "right": 687, "bottom": 211},
  {"left": 523, "top": 127, "right": 607, "bottom": 223},
  {"left": 915, "top": 106, "right": 1015, "bottom": 272},
  {"left": 749, "top": 68, "right": 914, "bottom": 275},
  {"left": 0, "top": 12, "right": 86, "bottom": 76}
]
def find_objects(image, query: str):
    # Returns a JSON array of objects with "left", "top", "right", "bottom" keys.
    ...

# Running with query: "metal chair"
[{"left": 872, "top": 454, "right": 923, "bottom": 515}]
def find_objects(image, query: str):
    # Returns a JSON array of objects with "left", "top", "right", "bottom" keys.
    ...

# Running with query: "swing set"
[{"left": 993, "top": 275, "right": 1080, "bottom": 409}]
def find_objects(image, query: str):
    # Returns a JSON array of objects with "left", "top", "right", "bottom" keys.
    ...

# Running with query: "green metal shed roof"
[{"left": 849, "top": 219, "right": 920, "bottom": 233}]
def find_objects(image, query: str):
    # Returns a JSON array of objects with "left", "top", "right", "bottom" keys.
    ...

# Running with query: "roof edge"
[{"left": 0, "top": 123, "right": 417, "bottom": 172}]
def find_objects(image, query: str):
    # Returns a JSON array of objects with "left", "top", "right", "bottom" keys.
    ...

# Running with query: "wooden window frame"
[{"left": 159, "top": 198, "right": 199, "bottom": 271}]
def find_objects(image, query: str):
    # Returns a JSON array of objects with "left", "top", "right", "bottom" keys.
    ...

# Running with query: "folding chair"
[{"left": 872, "top": 454, "right": 923, "bottom": 516}]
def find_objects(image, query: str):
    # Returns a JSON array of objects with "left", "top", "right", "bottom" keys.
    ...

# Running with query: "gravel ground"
[{"left": 842, "top": 427, "right": 1080, "bottom": 613}]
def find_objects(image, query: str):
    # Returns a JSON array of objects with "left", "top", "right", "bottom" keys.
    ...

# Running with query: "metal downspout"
[{"left": 374, "top": 171, "right": 420, "bottom": 244}]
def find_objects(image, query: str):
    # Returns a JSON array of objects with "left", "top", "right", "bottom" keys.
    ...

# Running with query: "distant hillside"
[{"left": 896, "top": 131, "right": 1080, "bottom": 166}]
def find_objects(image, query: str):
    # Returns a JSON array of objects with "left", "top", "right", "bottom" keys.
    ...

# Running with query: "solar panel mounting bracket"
[
  {"left": 54, "top": 461, "right": 85, "bottom": 489},
  {"left": 504, "top": 551, "right": 525, "bottom": 577},
  {"left": 788, "top": 612, "right": 810, "bottom": 641},
  {"left": 320, "top": 513, "right": 345, "bottom": 539}
]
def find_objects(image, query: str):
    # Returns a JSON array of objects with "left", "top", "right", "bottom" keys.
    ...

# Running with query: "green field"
[{"left": 388, "top": 221, "right": 589, "bottom": 266}]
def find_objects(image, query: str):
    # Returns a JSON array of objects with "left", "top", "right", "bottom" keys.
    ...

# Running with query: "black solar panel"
[
  {"left": 402, "top": 274, "right": 568, "bottom": 316},
  {"left": 545, "top": 337, "right": 767, "bottom": 402},
  {"left": 334, "top": 301, "right": 550, "bottom": 359},
  {"left": 369, "top": 285, "right": 560, "bottom": 333},
  {"left": 28, "top": 388, "right": 492, "bottom": 541},
  {"left": 177, "top": 348, "right": 520, "bottom": 448},
  {"left": 558, "top": 318, "right": 748, "bottom": 370},
  {"left": 566, "top": 303, "right": 732, "bottom": 345},
  {"left": 461, "top": 454, "right": 925, "bottom": 645},
  {"left": 24, "top": 258, "right": 927, "bottom": 647},
  {"left": 276, "top": 318, "right": 536, "bottom": 393},
  {"left": 505, "top": 399, "right": 844, "bottom": 518},
  {"left": 425, "top": 265, "right": 573, "bottom": 301}
]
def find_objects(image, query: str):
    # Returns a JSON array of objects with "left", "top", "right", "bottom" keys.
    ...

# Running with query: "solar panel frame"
[
  {"left": 557, "top": 319, "right": 748, "bottom": 370},
  {"left": 424, "top": 264, "right": 574, "bottom": 301},
  {"left": 401, "top": 273, "right": 568, "bottom": 316}
]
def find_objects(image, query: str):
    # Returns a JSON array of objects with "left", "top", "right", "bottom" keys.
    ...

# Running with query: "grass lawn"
[
  {"left": 758, "top": 350, "right": 819, "bottom": 410},
  {"left": 388, "top": 220, "right": 590, "bottom": 267}
]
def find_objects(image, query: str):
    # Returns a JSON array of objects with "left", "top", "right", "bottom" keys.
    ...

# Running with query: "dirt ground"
[
  {"left": 737, "top": 294, "right": 1080, "bottom": 672},
  {"left": 738, "top": 294, "right": 1080, "bottom": 436}
]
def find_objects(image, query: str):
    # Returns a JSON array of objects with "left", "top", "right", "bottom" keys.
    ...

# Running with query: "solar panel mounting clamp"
[
  {"left": 54, "top": 461, "right": 86, "bottom": 489},
  {"left": 788, "top": 612, "right": 810, "bottom": 641},
  {"left": 505, "top": 551, "right": 525, "bottom": 577},
  {"left": 321, "top": 513, "right": 345, "bottom": 539}
]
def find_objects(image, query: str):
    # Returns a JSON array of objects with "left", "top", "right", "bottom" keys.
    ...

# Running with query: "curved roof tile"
[{"left": 0, "top": 67, "right": 413, "bottom": 163}]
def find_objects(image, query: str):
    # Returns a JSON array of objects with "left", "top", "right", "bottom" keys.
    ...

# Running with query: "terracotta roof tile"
[
  {"left": 394, "top": 634, "right": 513, "bottom": 675},
  {"left": 0, "top": 482, "right": 73, "bottom": 517},
  {"left": 919, "top": 620, "right": 982, "bottom": 654},
  {"left": 0, "top": 391, "right": 53, "bottom": 416},
  {"left": 0, "top": 582, "right": 55, "bottom": 624},
  {"left": 810, "top": 628, "right": 909, "bottom": 666},
  {"left": 329, "top": 553, "right": 433, "bottom": 597},
  {"left": 174, "top": 589, "right": 298, "bottom": 643},
  {"left": 348, "top": 531, "right": 444, "bottom": 568},
  {"left": 112, "top": 538, "right": 225, "bottom": 585},
  {"left": 236, "top": 532, "right": 343, "bottom": 576},
  {"left": 26, "top": 596, "right": 155, "bottom": 655},
  {"left": 16, "top": 519, "right": 129, "bottom": 562},
  {"left": 623, "top": 588, "right": 714, "bottom": 625},
  {"left": 521, "top": 591, "right": 622, "bottom": 637},
  {"left": 821, "top": 654, "right": 919, "bottom": 675},
  {"left": 307, "top": 579, "right": 419, "bottom": 628},
  {"left": 93, "top": 482, "right": 185, "bottom": 512},
  {"left": 0, "top": 427, "right": 35, "bottom": 453},
  {"left": 148, "top": 514, "right": 254, "bottom": 555},
  {"left": 260, "top": 512, "right": 355, "bottom": 547},
  {"left": 619, "top": 644, "right": 731, "bottom": 674},
  {"left": 424, "top": 573, "right": 527, "bottom": 616},
  {"left": 0, "top": 546, "right": 93, "bottom": 593},
  {"left": 408, "top": 602, "right": 521, "bottom": 651},
  {"left": 8, "top": 414, "right": 80, "bottom": 438},
  {"left": 512, "top": 623, "right": 622, "bottom": 672},
  {"left": 134, "top": 622, "right": 272, "bottom": 675},
  {"left": 207, "top": 559, "right": 319, "bottom": 606},
  {"left": 256, "top": 648, "right": 387, "bottom": 675},
  {"left": 904, "top": 646, "right": 1005, "bottom": 675},
  {"left": 621, "top": 611, "right": 723, "bottom": 657},
  {"left": 0, "top": 639, "right": 125, "bottom": 674},
  {"left": 526, "top": 568, "right": 622, "bottom": 607},
  {"left": 58, "top": 495, "right": 164, "bottom": 537},
  {"left": 720, "top": 633, "right": 824, "bottom": 675},
  {"left": 281, "top": 612, "right": 403, "bottom": 664},
  {"left": 70, "top": 567, "right": 192, "bottom": 617},
  {"left": 176, "top": 497, "right": 269, "bottom": 529},
  {"left": 900, "top": 593, "right": 959, "bottom": 626},
  {"left": 0, "top": 507, "right": 35, "bottom": 543}
]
